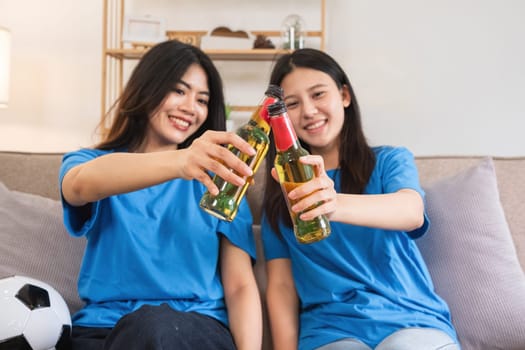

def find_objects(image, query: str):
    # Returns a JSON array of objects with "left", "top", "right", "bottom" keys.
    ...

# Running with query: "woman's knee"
[
  {"left": 316, "top": 338, "right": 372, "bottom": 350},
  {"left": 376, "top": 327, "right": 459, "bottom": 350}
]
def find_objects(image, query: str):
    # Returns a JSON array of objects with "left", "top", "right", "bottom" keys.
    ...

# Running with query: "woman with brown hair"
[
  {"left": 262, "top": 48, "right": 459, "bottom": 350},
  {"left": 60, "top": 40, "right": 261, "bottom": 350}
]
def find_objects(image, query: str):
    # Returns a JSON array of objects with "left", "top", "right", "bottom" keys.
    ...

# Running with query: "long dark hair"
[
  {"left": 264, "top": 48, "right": 375, "bottom": 233},
  {"left": 97, "top": 40, "right": 226, "bottom": 151}
]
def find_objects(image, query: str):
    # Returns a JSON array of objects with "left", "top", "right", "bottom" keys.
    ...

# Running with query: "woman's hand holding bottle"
[
  {"left": 271, "top": 154, "right": 337, "bottom": 222},
  {"left": 178, "top": 130, "right": 256, "bottom": 195}
]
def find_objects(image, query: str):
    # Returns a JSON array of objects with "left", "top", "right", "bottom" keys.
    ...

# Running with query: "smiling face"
[
  {"left": 141, "top": 63, "right": 210, "bottom": 152},
  {"left": 280, "top": 67, "right": 351, "bottom": 164}
]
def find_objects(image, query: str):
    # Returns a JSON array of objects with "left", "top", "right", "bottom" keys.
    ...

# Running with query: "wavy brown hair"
[
  {"left": 97, "top": 40, "right": 226, "bottom": 151},
  {"left": 264, "top": 48, "right": 376, "bottom": 233}
]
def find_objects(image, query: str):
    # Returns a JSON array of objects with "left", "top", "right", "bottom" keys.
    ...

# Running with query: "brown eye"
[
  {"left": 286, "top": 101, "right": 299, "bottom": 109},
  {"left": 313, "top": 91, "right": 325, "bottom": 99},
  {"left": 172, "top": 87, "right": 184, "bottom": 95}
]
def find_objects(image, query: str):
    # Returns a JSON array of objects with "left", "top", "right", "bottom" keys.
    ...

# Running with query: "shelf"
[
  {"left": 231, "top": 105, "right": 257, "bottom": 113},
  {"left": 101, "top": 0, "right": 326, "bottom": 129},
  {"left": 251, "top": 30, "right": 323, "bottom": 38},
  {"left": 105, "top": 48, "right": 148, "bottom": 59},
  {"left": 105, "top": 48, "right": 294, "bottom": 61},
  {"left": 207, "top": 49, "right": 294, "bottom": 61}
]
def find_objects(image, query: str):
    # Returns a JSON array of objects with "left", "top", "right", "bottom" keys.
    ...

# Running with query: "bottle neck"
[
  {"left": 270, "top": 112, "right": 300, "bottom": 151},
  {"left": 250, "top": 95, "right": 279, "bottom": 134}
]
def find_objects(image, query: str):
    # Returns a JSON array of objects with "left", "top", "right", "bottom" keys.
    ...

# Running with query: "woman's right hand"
[{"left": 178, "top": 130, "right": 256, "bottom": 195}]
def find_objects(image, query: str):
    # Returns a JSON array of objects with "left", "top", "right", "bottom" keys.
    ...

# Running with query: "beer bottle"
[
  {"left": 199, "top": 85, "right": 283, "bottom": 221},
  {"left": 268, "top": 100, "right": 331, "bottom": 243}
]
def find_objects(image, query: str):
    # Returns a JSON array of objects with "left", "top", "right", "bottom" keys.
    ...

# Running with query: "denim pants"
[
  {"left": 71, "top": 303, "right": 236, "bottom": 350},
  {"left": 316, "top": 327, "right": 460, "bottom": 350}
]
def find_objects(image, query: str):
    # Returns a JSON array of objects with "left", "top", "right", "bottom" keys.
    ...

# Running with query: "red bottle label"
[
  {"left": 271, "top": 114, "right": 297, "bottom": 151},
  {"left": 260, "top": 97, "right": 279, "bottom": 123}
]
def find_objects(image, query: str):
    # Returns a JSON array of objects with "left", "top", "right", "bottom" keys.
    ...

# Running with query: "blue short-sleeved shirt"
[
  {"left": 261, "top": 146, "right": 457, "bottom": 350},
  {"left": 59, "top": 148, "right": 256, "bottom": 328}
]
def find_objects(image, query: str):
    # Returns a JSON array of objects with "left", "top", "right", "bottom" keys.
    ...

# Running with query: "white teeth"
[
  {"left": 306, "top": 120, "right": 325, "bottom": 130},
  {"left": 169, "top": 116, "right": 190, "bottom": 128}
]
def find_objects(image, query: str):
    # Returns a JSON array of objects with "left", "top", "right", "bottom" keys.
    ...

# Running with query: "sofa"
[{"left": 1, "top": 151, "right": 524, "bottom": 350}]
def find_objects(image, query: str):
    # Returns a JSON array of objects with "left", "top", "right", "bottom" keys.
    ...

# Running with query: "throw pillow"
[
  {"left": 0, "top": 182, "right": 85, "bottom": 314},
  {"left": 417, "top": 157, "right": 525, "bottom": 350}
]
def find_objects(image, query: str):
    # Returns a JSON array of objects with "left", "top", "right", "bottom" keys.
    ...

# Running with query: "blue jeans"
[
  {"left": 71, "top": 303, "right": 235, "bottom": 350},
  {"left": 316, "top": 327, "right": 460, "bottom": 350}
]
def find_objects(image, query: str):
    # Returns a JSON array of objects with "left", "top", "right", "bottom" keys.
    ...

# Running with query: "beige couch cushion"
[
  {"left": 417, "top": 158, "right": 525, "bottom": 349},
  {"left": 416, "top": 156, "right": 525, "bottom": 270},
  {"left": 0, "top": 151, "right": 63, "bottom": 200},
  {"left": 0, "top": 182, "right": 85, "bottom": 314}
]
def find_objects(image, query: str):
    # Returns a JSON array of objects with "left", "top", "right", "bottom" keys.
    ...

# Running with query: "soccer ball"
[{"left": 0, "top": 275, "right": 72, "bottom": 350}]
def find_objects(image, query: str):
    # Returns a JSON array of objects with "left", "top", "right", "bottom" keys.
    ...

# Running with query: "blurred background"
[{"left": 1, "top": 0, "right": 524, "bottom": 156}]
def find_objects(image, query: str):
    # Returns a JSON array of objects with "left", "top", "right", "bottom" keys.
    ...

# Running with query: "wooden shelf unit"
[
  {"left": 101, "top": 0, "right": 326, "bottom": 129},
  {"left": 105, "top": 47, "right": 297, "bottom": 61}
]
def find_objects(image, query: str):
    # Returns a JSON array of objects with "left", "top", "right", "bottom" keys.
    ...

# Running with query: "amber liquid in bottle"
[
  {"left": 269, "top": 100, "right": 331, "bottom": 243},
  {"left": 199, "top": 85, "right": 283, "bottom": 222}
]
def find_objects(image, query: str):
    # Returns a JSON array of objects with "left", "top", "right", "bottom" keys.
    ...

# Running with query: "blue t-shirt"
[
  {"left": 261, "top": 146, "right": 457, "bottom": 350},
  {"left": 59, "top": 148, "right": 256, "bottom": 328}
]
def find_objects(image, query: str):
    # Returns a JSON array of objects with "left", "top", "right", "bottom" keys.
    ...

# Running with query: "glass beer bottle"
[
  {"left": 268, "top": 100, "right": 331, "bottom": 243},
  {"left": 199, "top": 85, "right": 283, "bottom": 221}
]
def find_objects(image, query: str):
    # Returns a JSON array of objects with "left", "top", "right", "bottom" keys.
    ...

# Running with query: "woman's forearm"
[
  {"left": 267, "top": 283, "right": 299, "bottom": 350},
  {"left": 221, "top": 238, "right": 263, "bottom": 350},
  {"left": 61, "top": 151, "right": 181, "bottom": 206},
  {"left": 226, "top": 283, "right": 263, "bottom": 350},
  {"left": 330, "top": 189, "right": 425, "bottom": 231}
]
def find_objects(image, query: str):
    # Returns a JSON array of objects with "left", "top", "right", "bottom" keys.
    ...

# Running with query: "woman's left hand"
[{"left": 285, "top": 155, "right": 337, "bottom": 221}]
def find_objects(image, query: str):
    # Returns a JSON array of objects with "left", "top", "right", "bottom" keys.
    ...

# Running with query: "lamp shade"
[{"left": 0, "top": 26, "right": 11, "bottom": 108}]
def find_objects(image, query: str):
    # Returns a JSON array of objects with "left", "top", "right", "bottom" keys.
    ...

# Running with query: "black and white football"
[{"left": 0, "top": 275, "right": 71, "bottom": 350}]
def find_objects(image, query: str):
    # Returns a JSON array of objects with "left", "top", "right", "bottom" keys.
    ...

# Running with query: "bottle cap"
[
  {"left": 265, "top": 85, "right": 284, "bottom": 100},
  {"left": 267, "top": 100, "right": 287, "bottom": 116},
  {"left": 268, "top": 101, "right": 297, "bottom": 150},
  {"left": 259, "top": 86, "right": 283, "bottom": 123}
]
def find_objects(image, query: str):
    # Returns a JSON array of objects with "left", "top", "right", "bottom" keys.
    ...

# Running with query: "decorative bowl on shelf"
[{"left": 201, "top": 27, "right": 252, "bottom": 50}]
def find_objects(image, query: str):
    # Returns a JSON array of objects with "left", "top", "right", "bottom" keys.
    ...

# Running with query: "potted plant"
[{"left": 225, "top": 104, "right": 234, "bottom": 131}]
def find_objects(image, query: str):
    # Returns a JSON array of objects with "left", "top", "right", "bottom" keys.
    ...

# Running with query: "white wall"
[
  {"left": 1, "top": 0, "right": 524, "bottom": 155},
  {"left": 0, "top": 0, "right": 102, "bottom": 152},
  {"left": 331, "top": 0, "right": 525, "bottom": 156}
]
